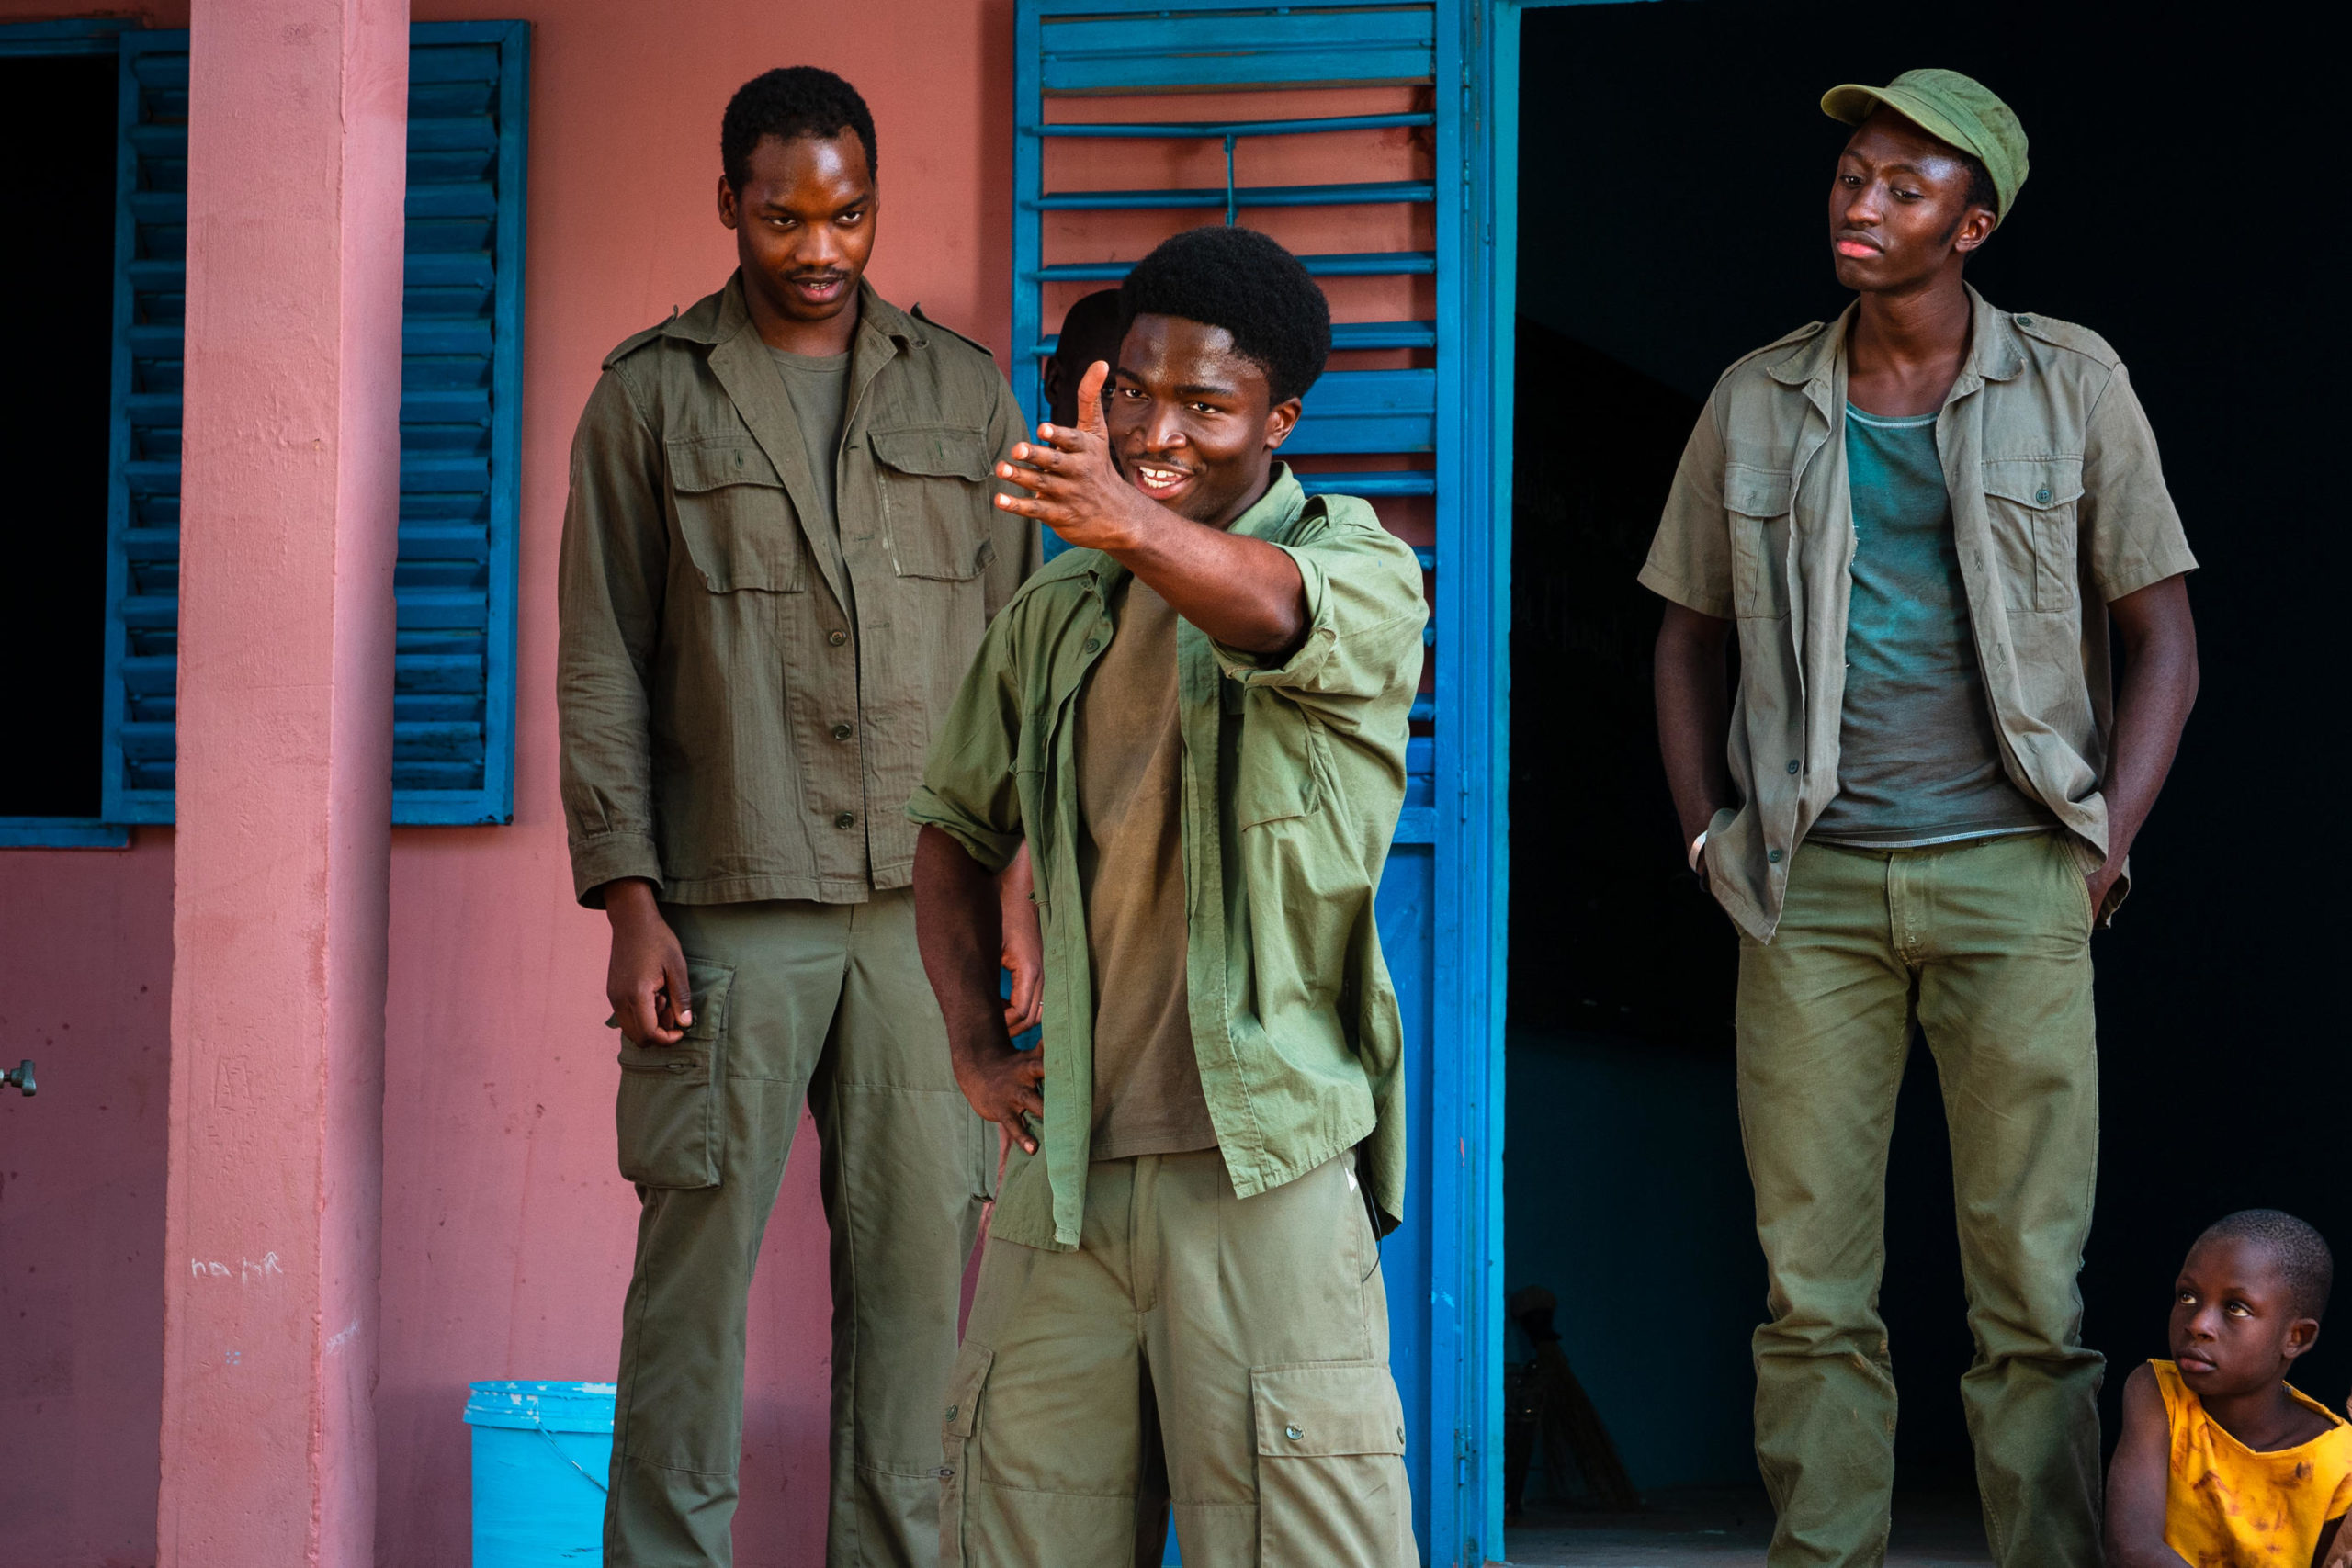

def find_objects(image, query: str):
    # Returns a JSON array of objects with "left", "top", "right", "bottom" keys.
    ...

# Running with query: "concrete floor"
[{"left": 1503, "top": 1489, "right": 1994, "bottom": 1567}]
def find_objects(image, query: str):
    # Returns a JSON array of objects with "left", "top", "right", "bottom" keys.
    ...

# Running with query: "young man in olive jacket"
[
  {"left": 911, "top": 226, "right": 1426, "bottom": 1566},
  {"left": 1645, "top": 72, "right": 2199, "bottom": 1566},
  {"left": 557, "top": 68, "right": 1040, "bottom": 1568}
]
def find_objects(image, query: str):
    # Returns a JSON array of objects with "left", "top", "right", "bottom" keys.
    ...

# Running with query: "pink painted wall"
[
  {"left": 0, "top": 3, "right": 189, "bottom": 1557},
  {"left": 2, "top": 1, "right": 1015, "bottom": 1564},
  {"left": 159, "top": 0, "right": 407, "bottom": 1562},
  {"left": 0, "top": 839, "right": 173, "bottom": 1568}
]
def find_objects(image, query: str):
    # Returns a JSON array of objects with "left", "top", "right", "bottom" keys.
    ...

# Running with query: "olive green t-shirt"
[
  {"left": 1075, "top": 576, "right": 1216, "bottom": 1159},
  {"left": 768, "top": 344, "right": 851, "bottom": 592}
]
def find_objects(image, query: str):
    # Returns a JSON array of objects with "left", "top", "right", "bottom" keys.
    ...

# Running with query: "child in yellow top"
[{"left": 2107, "top": 1209, "right": 2352, "bottom": 1568}]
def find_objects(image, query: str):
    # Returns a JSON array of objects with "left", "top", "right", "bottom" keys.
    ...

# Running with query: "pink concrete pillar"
[{"left": 159, "top": 3, "right": 408, "bottom": 1565}]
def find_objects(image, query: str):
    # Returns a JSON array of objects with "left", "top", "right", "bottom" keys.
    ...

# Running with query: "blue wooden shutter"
[
  {"left": 1013, "top": 5, "right": 1502, "bottom": 1562},
  {"left": 396, "top": 21, "right": 528, "bottom": 823},
  {"left": 99, "top": 22, "right": 529, "bottom": 826},
  {"left": 100, "top": 30, "right": 187, "bottom": 823}
]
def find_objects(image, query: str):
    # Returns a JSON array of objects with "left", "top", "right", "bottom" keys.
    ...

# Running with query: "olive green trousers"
[
  {"left": 940, "top": 1148, "right": 1416, "bottom": 1567},
  {"left": 603, "top": 892, "right": 993, "bottom": 1568},
  {"left": 1737, "top": 832, "right": 2104, "bottom": 1568}
]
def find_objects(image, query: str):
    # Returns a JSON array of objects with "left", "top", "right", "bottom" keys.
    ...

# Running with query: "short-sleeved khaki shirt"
[
  {"left": 1640, "top": 288, "right": 2197, "bottom": 941},
  {"left": 556, "top": 276, "right": 1039, "bottom": 907}
]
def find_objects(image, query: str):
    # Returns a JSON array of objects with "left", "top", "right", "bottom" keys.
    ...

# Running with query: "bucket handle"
[{"left": 528, "top": 1421, "right": 610, "bottom": 1495}]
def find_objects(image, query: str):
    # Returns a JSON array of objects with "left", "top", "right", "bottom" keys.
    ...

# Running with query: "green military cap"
[{"left": 1822, "top": 68, "right": 2029, "bottom": 225}]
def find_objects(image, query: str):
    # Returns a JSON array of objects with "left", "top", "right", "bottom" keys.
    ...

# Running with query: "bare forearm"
[
  {"left": 915, "top": 825, "right": 1046, "bottom": 1151},
  {"left": 1655, "top": 604, "right": 1736, "bottom": 847},
  {"left": 1110, "top": 513, "right": 1306, "bottom": 654},
  {"left": 914, "top": 827, "right": 1012, "bottom": 1062},
  {"left": 2099, "top": 577, "right": 2199, "bottom": 868}
]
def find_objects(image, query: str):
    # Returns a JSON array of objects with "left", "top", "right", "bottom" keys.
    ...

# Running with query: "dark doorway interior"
[
  {"left": 1505, "top": 0, "right": 2352, "bottom": 1534},
  {"left": 1, "top": 54, "right": 119, "bottom": 821}
]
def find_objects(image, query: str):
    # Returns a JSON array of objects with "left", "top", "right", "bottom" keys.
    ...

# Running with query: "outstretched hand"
[{"left": 995, "top": 361, "right": 1163, "bottom": 553}]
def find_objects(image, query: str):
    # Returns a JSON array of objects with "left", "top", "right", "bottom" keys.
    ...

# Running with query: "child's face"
[{"left": 2170, "top": 1235, "right": 2320, "bottom": 1400}]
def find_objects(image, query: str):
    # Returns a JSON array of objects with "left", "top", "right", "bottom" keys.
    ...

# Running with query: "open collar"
[{"left": 1765, "top": 284, "right": 2025, "bottom": 407}]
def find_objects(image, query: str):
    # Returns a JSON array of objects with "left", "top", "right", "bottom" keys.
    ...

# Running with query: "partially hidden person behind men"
[
  {"left": 556, "top": 67, "right": 1042, "bottom": 1568},
  {"left": 1643, "top": 71, "right": 2199, "bottom": 1566},
  {"left": 908, "top": 224, "right": 1428, "bottom": 1565}
]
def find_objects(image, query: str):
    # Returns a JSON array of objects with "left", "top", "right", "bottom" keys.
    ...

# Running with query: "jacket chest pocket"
[
  {"left": 667, "top": 439, "right": 807, "bottom": 592},
  {"left": 871, "top": 424, "right": 997, "bottom": 581},
  {"left": 1233, "top": 693, "right": 1336, "bottom": 829},
  {"left": 1983, "top": 457, "right": 2083, "bottom": 612},
  {"left": 1724, "top": 464, "right": 1792, "bottom": 620}
]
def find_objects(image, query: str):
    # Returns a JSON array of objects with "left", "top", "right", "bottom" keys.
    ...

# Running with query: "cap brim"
[{"left": 1819, "top": 83, "right": 1984, "bottom": 171}]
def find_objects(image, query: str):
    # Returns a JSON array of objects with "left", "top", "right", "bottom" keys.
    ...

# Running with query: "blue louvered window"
[{"left": 99, "top": 20, "right": 529, "bottom": 829}]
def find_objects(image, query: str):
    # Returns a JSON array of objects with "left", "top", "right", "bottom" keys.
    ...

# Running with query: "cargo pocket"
[
  {"left": 613, "top": 961, "right": 734, "bottom": 1190},
  {"left": 1983, "top": 457, "right": 2084, "bottom": 612},
  {"left": 937, "top": 1346, "right": 995, "bottom": 1568},
  {"left": 872, "top": 424, "right": 997, "bottom": 581},
  {"left": 1251, "top": 1361, "right": 1411, "bottom": 1564}
]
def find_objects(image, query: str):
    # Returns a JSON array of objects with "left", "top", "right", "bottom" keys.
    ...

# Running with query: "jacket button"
[
  {"left": 1768, "top": 848, "right": 1783, "bottom": 863},
  {"left": 944, "top": 1405, "right": 958, "bottom": 1423},
  {"left": 829, "top": 630, "right": 849, "bottom": 647},
  {"left": 2036, "top": 487, "right": 2052, "bottom": 504},
  {"left": 831, "top": 722, "right": 854, "bottom": 741},
  {"left": 834, "top": 812, "right": 856, "bottom": 829},
  {"left": 1083, "top": 638, "right": 1100, "bottom": 653},
  {"left": 1284, "top": 1425, "right": 1305, "bottom": 1441},
  {"left": 1786, "top": 760, "right": 1799, "bottom": 774},
  {"left": 2017, "top": 313, "right": 2035, "bottom": 326}
]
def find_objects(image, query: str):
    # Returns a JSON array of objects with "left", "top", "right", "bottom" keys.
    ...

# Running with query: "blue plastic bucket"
[{"left": 464, "top": 1380, "right": 616, "bottom": 1565}]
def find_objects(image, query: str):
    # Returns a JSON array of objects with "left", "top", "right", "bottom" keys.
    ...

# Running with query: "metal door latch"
[{"left": 3, "top": 1060, "right": 33, "bottom": 1097}]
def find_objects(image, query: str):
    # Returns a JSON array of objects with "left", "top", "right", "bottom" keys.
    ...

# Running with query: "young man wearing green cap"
[{"left": 1645, "top": 70, "right": 2201, "bottom": 1565}]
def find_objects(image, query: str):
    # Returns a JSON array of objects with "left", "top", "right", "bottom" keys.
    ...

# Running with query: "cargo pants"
[
  {"left": 939, "top": 1146, "right": 1417, "bottom": 1567},
  {"left": 1737, "top": 831, "right": 2103, "bottom": 1568},
  {"left": 604, "top": 891, "right": 992, "bottom": 1568}
]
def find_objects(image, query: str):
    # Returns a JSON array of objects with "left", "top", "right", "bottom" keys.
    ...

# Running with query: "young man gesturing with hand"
[{"left": 909, "top": 226, "right": 1428, "bottom": 1566}]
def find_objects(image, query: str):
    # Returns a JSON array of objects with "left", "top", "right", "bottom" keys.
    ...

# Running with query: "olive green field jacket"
[
  {"left": 557, "top": 276, "right": 1039, "bottom": 907},
  {"left": 908, "top": 469, "right": 1428, "bottom": 1249}
]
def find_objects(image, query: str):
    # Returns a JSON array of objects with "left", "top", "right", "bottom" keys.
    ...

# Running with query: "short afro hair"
[
  {"left": 2198, "top": 1210, "right": 2335, "bottom": 1321},
  {"left": 722, "top": 67, "right": 877, "bottom": 193},
  {"left": 1118, "top": 226, "right": 1331, "bottom": 404}
]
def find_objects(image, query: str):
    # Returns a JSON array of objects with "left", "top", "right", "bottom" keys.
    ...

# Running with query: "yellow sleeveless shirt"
[{"left": 2154, "top": 1358, "right": 2352, "bottom": 1566}]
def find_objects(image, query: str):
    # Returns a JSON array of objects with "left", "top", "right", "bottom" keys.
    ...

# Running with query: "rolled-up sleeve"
[
  {"left": 1638, "top": 394, "right": 1735, "bottom": 619},
  {"left": 906, "top": 606, "right": 1026, "bottom": 873},
  {"left": 1210, "top": 497, "right": 1428, "bottom": 732},
  {"left": 556, "top": 369, "right": 668, "bottom": 907},
  {"left": 2081, "top": 364, "right": 2198, "bottom": 603}
]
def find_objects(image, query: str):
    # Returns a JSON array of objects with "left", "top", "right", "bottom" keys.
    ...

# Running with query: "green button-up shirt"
[
  {"left": 908, "top": 469, "right": 1428, "bottom": 1249},
  {"left": 557, "top": 276, "right": 1039, "bottom": 907},
  {"left": 1640, "top": 288, "right": 2198, "bottom": 940}
]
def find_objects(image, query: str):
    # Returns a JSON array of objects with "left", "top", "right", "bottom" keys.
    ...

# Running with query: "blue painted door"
[{"left": 1011, "top": 5, "right": 1507, "bottom": 1561}]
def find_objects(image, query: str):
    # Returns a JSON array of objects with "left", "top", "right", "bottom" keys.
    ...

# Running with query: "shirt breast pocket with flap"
[
  {"left": 665, "top": 437, "right": 807, "bottom": 593},
  {"left": 870, "top": 423, "right": 998, "bottom": 581},
  {"left": 1724, "top": 463, "right": 1792, "bottom": 620},
  {"left": 1982, "top": 456, "right": 2085, "bottom": 613}
]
